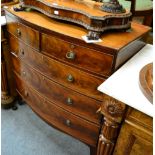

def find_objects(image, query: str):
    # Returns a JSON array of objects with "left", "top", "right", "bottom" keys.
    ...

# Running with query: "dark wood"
[
  {"left": 139, "top": 63, "right": 153, "bottom": 103},
  {"left": 113, "top": 107, "right": 153, "bottom": 155},
  {"left": 15, "top": 76, "right": 100, "bottom": 146},
  {"left": 6, "top": 15, "right": 39, "bottom": 50},
  {"left": 9, "top": 35, "right": 104, "bottom": 100},
  {"left": 18, "top": 0, "right": 131, "bottom": 40},
  {"left": 96, "top": 95, "right": 126, "bottom": 155},
  {"left": 4, "top": 5, "right": 151, "bottom": 155},
  {"left": 1, "top": 25, "right": 14, "bottom": 108},
  {"left": 12, "top": 55, "right": 102, "bottom": 124},
  {"left": 41, "top": 33, "right": 114, "bottom": 77}
]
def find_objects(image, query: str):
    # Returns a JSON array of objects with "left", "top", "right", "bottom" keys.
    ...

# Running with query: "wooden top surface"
[
  {"left": 36, "top": 0, "right": 129, "bottom": 17},
  {"left": 5, "top": 5, "right": 150, "bottom": 50}
]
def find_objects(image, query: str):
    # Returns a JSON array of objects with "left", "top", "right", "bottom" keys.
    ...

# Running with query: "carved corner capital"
[
  {"left": 99, "top": 95, "right": 126, "bottom": 123},
  {"left": 96, "top": 95, "right": 126, "bottom": 155}
]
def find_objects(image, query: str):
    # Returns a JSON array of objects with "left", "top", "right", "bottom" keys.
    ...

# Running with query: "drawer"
[
  {"left": 12, "top": 56, "right": 102, "bottom": 124},
  {"left": 10, "top": 36, "right": 104, "bottom": 100},
  {"left": 15, "top": 76, "right": 100, "bottom": 146},
  {"left": 41, "top": 33, "right": 114, "bottom": 77},
  {"left": 6, "top": 15, "right": 39, "bottom": 50}
]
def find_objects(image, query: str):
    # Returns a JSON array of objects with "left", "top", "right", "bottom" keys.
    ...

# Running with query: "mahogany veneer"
[{"left": 5, "top": 4, "right": 150, "bottom": 155}]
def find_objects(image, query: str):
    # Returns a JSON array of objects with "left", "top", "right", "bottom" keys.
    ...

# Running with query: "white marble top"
[
  {"left": 98, "top": 44, "right": 154, "bottom": 117},
  {"left": 1, "top": 16, "right": 6, "bottom": 26}
]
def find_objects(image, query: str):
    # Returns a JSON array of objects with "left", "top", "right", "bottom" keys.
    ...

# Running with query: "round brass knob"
[
  {"left": 70, "top": 44, "right": 75, "bottom": 49},
  {"left": 19, "top": 49, "right": 24, "bottom": 56},
  {"left": 22, "top": 71, "right": 26, "bottom": 76},
  {"left": 66, "top": 97, "right": 73, "bottom": 105},
  {"left": 16, "top": 28, "right": 21, "bottom": 37},
  {"left": 67, "top": 74, "right": 74, "bottom": 82},
  {"left": 24, "top": 90, "right": 28, "bottom": 97},
  {"left": 66, "top": 119, "right": 71, "bottom": 126},
  {"left": 66, "top": 51, "right": 76, "bottom": 60}
]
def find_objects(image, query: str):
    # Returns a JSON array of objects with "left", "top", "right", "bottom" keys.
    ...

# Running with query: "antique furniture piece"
[
  {"left": 139, "top": 63, "right": 153, "bottom": 103},
  {"left": 98, "top": 44, "right": 153, "bottom": 155},
  {"left": 119, "top": 0, "right": 153, "bottom": 26},
  {"left": 14, "top": 0, "right": 132, "bottom": 40},
  {"left": 4, "top": 2, "right": 150, "bottom": 155},
  {"left": 101, "top": 0, "right": 126, "bottom": 13},
  {"left": 1, "top": 16, "right": 15, "bottom": 109}
]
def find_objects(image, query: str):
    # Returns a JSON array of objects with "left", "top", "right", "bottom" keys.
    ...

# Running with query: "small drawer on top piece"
[
  {"left": 41, "top": 33, "right": 114, "bottom": 77},
  {"left": 15, "top": 76, "right": 100, "bottom": 147},
  {"left": 6, "top": 15, "right": 39, "bottom": 50},
  {"left": 12, "top": 57, "right": 102, "bottom": 124}
]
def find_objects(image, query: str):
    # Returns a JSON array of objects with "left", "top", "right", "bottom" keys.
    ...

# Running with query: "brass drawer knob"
[
  {"left": 19, "top": 49, "right": 24, "bottom": 56},
  {"left": 22, "top": 71, "right": 26, "bottom": 76},
  {"left": 66, "top": 97, "right": 73, "bottom": 105},
  {"left": 67, "top": 74, "right": 74, "bottom": 82},
  {"left": 66, "top": 119, "right": 71, "bottom": 126},
  {"left": 66, "top": 51, "right": 76, "bottom": 60},
  {"left": 16, "top": 28, "right": 21, "bottom": 37},
  {"left": 70, "top": 44, "right": 75, "bottom": 49},
  {"left": 24, "top": 90, "right": 28, "bottom": 97}
]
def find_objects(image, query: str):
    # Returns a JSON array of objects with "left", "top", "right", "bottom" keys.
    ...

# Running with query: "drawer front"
[
  {"left": 12, "top": 56, "right": 102, "bottom": 124},
  {"left": 42, "top": 33, "right": 114, "bottom": 77},
  {"left": 15, "top": 75, "right": 100, "bottom": 146},
  {"left": 10, "top": 35, "right": 104, "bottom": 100},
  {"left": 6, "top": 15, "right": 39, "bottom": 50}
]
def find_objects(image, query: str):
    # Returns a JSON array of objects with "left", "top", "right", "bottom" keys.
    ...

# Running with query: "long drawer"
[
  {"left": 6, "top": 15, "right": 39, "bottom": 50},
  {"left": 12, "top": 55, "right": 102, "bottom": 124},
  {"left": 9, "top": 35, "right": 104, "bottom": 100},
  {"left": 15, "top": 75, "right": 100, "bottom": 146},
  {"left": 41, "top": 33, "right": 114, "bottom": 77}
]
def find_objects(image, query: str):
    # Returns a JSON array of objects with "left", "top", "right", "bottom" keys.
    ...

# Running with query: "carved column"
[
  {"left": 97, "top": 95, "right": 126, "bottom": 155},
  {"left": 1, "top": 24, "right": 15, "bottom": 109}
]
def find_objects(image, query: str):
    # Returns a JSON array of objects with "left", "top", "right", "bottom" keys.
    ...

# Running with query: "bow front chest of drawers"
[{"left": 5, "top": 5, "right": 150, "bottom": 155}]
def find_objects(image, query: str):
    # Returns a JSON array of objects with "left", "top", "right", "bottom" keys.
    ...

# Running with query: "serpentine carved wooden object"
[{"left": 15, "top": 0, "right": 131, "bottom": 40}]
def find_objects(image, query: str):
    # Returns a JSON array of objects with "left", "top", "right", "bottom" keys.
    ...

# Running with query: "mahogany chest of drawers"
[{"left": 5, "top": 5, "right": 150, "bottom": 155}]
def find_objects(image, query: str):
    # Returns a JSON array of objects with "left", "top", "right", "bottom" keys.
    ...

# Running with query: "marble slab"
[
  {"left": 1, "top": 16, "right": 6, "bottom": 26},
  {"left": 98, "top": 44, "right": 154, "bottom": 117}
]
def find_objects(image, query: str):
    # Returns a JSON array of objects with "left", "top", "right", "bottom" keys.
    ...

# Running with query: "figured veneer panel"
[
  {"left": 15, "top": 75, "right": 100, "bottom": 147},
  {"left": 12, "top": 55, "right": 102, "bottom": 125},
  {"left": 6, "top": 15, "right": 39, "bottom": 50},
  {"left": 41, "top": 33, "right": 114, "bottom": 77},
  {"left": 113, "top": 121, "right": 153, "bottom": 155},
  {"left": 9, "top": 36, "right": 104, "bottom": 100}
]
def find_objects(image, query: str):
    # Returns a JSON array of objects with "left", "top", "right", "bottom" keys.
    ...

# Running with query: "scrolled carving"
[
  {"left": 105, "top": 98, "right": 124, "bottom": 117},
  {"left": 99, "top": 95, "right": 126, "bottom": 123}
]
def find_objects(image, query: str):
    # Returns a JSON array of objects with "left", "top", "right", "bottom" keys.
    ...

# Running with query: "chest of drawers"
[{"left": 5, "top": 5, "right": 150, "bottom": 155}]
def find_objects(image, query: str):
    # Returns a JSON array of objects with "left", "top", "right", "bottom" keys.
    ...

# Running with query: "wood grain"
[{"left": 15, "top": 75, "right": 100, "bottom": 147}]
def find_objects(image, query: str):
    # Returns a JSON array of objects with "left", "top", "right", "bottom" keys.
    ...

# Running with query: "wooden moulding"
[
  {"left": 15, "top": 0, "right": 131, "bottom": 40},
  {"left": 139, "top": 63, "right": 153, "bottom": 104}
]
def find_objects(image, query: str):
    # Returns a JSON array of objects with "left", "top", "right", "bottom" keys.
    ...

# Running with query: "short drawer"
[
  {"left": 12, "top": 56, "right": 102, "bottom": 124},
  {"left": 15, "top": 76, "right": 100, "bottom": 147},
  {"left": 41, "top": 33, "right": 114, "bottom": 77},
  {"left": 6, "top": 15, "right": 39, "bottom": 50},
  {"left": 10, "top": 36, "right": 104, "bottom": 100}
]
